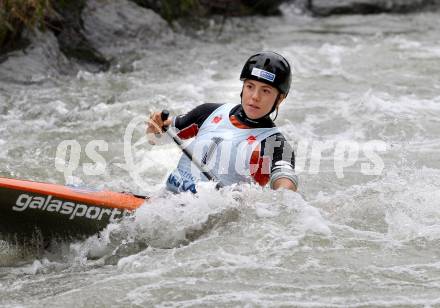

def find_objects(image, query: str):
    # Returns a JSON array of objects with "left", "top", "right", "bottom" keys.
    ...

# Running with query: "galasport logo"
[{"left": 12, "top": 194, "right": 127, "bottom": 221}]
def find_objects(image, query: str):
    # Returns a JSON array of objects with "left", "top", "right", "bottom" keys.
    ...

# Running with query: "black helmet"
[{"left": 240, "top": 51, "right": 292, "bottom": 95}]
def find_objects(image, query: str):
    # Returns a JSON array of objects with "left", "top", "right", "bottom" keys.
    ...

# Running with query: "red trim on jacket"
[
  {"left": 230, "top": 115, "right": 251, "bottom": 129},
  {"left": 230, "top": 115, "right": 270, "bottom": 186},
  {"left": 177, "top": 124, "right": 199, "bottom": 140},
  {"left": 249, "top": 144, "right": 270, "bottom": 186}
]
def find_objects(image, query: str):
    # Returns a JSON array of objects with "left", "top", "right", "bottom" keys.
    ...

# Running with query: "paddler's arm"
[
  {"left": 272, "top": 177, "right": 297, "bottom": 191},
  {"left": 146, "top": 111, "right": 173, "bottom": 145},
  {"left": 146, "top": 111, "right": 173, "bottom": 134},
  {"left": 146, "top": 104, "right": 223, "bottom": 144},
  {"left": 266, "top": 134, "right": 299, "bottom": 192}
]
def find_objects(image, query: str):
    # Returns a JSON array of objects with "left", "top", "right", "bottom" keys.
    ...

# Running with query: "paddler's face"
[{"left": 242, "top": 79, "right": 284, "bottom": 119}]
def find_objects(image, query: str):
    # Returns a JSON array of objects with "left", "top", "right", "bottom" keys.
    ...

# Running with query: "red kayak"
[{"left": 0, "top": 177, "right": 146, "bottom": 241}]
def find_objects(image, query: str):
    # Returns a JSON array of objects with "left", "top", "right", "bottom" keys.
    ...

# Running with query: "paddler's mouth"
[{"left": 246, "top": 103, "right": 260, "bottom": 110}]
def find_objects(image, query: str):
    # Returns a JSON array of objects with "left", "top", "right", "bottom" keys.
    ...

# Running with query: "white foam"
[
  {"left": 383, "top": 168, "right": 440, "bottom": 242},
  {"left": 2, "top": 8, "right": 440, "bottom": 306}
]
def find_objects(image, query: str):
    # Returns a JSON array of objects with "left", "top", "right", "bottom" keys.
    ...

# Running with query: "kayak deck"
[{"left": 0, "top": 177, "right": 146, "bottom": 241}]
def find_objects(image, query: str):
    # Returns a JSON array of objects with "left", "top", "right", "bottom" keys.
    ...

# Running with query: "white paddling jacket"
[{"left": 166, "top": 103, "right": 298, "bottom": 193}]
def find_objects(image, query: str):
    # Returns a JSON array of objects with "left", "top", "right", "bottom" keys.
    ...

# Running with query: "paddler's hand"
[{"left": 146, "top": 111, "right": 172, "bottom": 145}]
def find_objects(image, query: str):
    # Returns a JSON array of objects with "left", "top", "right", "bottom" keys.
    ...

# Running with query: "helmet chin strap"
[
  {"left": 240, "top": 89, "right": 281, "bottom": 121},
  {"left": 271, "top": 104, "right": 279, "bottom": 121}
]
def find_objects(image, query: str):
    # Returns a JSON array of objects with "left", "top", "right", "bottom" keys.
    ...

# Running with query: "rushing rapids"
[{"left": 1, "top": 1, "right": 440, "bottom": 306}]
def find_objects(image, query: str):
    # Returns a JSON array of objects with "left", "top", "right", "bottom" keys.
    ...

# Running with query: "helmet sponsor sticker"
[{"left": 251, "top": 67, "right": 276, "bottom": 82}]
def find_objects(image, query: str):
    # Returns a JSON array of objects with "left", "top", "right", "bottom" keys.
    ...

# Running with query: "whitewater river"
[{"left": 1, "top": 3, "right": 440, "bottom": 307}]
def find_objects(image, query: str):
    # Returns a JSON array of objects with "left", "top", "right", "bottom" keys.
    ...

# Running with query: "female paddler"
[{"left": 147, "top": 51, "right": 298, "bottom": 193}]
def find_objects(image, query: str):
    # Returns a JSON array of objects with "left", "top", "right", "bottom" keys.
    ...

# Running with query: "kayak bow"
[{"left": 0, "top": 177, "right": 146, "bottom": 241}]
